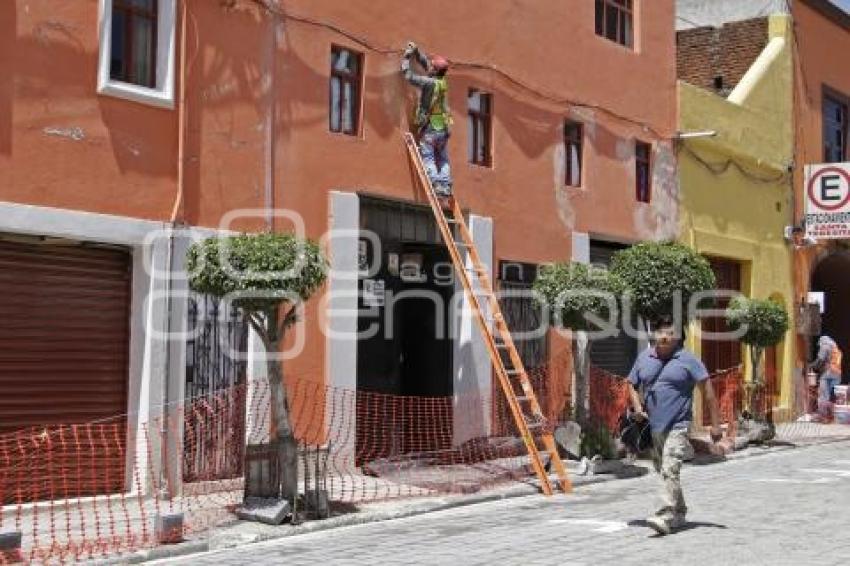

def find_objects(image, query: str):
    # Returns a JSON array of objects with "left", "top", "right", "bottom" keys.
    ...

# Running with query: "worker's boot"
[{"left": 445, "top": 195, "right": 456, "bottom": 213}]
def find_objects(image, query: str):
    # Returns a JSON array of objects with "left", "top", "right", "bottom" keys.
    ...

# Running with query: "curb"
[
  {"left": 99, "top": 436, "right": 850, "bottom": 564},
  {"left": 99, "top": 474, "right": 611, "bottom": 565}
]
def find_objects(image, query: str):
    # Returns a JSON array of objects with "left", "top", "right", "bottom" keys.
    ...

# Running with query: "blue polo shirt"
[{"left": 627, "top": 347, "right": 709, "bottom": 434}]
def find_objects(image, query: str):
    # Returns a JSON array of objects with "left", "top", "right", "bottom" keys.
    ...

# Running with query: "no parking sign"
[{"left": 805, "top": 163, "right": 850, "bottom": 240}]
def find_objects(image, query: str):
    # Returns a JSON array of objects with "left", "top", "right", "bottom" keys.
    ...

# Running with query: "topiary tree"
[
  {"left": 610, "top": 241, "right": 716, "bottom": 327},
  {"left": 534, "top": 263, "right": 623, "bottom": 424},
  {"left": 187, "top": 233, "right": 327, "bottom": 503},
  {"left": 726, "top": 296, "right": 789, "bottom": 420}
]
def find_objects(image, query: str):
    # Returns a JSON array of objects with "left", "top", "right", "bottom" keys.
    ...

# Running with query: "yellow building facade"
[{"left": 677, "top": 15, "right": 797, "bottom": 416}]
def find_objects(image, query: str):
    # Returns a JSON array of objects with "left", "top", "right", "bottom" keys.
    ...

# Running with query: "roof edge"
[{"left": 797, "top": 0, "right": 850, "bottom": 31}]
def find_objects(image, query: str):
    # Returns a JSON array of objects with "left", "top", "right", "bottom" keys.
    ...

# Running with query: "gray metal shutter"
[{"left": 588, "top": 241, "right": 638, "bottom": 377}]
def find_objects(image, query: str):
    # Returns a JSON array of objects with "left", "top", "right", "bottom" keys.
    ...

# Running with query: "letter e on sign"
[
  {"left": 807, "top": 167, "right": 850, "bottom": 211},
  {"left": 805, "top": 163, "right": 850, "bottom": 240}
]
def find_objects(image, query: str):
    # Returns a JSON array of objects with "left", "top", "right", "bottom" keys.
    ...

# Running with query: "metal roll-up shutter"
[
  {"left": 0, "top": 240, "right": 131, "bottom": 432},
  {"left": 589, "top": 241, "right": 638, "bottom": 378},
  {"left": 0, "top": 239, "right": 132, "bottom": 502}
]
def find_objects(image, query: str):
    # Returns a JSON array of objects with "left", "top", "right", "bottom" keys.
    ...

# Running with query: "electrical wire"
[
  {"left": 679, "top": 140, "right": 791, "bottom": 185},
  {"left": 241, "top": 0, "right": 669, "bottom": 140}
]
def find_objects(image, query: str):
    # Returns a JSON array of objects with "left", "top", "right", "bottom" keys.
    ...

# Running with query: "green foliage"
[
  {"left": 580, "top": 424, "right": 617, "bottom": 459},
  {"left": 187, "top": 233, "right": 328, "bottom": 315},
  {"left": 533, "top": 263, "right": 624, "bottom": 331},
  {"left": 610, "top": 241, "right": 716, "bottom": 322},
  {"left": 726, "top": 296, "right": 790, "bottom": 348}
]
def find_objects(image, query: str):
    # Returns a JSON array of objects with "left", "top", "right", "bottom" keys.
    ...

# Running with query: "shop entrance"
[
  {"left": 811, "top": 251, "right": 850, "bottom": 382},
  {"left": 355, "top": 197, "right": 454, "bottom": 460}
]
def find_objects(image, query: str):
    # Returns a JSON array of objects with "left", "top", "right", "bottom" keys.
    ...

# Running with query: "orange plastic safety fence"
[{"left": 1, "top": 359, "right": 848, "bottom": 564}]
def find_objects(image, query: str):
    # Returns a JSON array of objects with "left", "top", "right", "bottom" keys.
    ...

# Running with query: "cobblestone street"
[{"left": 158, "top": 441, "right": 850, "bottom": 565}]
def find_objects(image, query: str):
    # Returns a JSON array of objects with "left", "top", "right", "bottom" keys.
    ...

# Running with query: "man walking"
[
  {"left": 627, "top": 315, "right": 722, "bottom": 535},
  {"left": 401, "top": 41, "right": 453, "bottom": 207}
]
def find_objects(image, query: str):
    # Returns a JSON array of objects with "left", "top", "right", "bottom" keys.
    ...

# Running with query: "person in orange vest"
[
  {"left": 810, "top": 335, "right": 843, "bottom": 406},
  {"left": 401, "top": 41, "right": 454, "bottom": 209}
]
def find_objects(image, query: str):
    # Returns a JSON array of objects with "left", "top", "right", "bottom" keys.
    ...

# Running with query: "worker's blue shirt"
[{"left": 627, "top": 346, "right": 709, "bottom": 434}]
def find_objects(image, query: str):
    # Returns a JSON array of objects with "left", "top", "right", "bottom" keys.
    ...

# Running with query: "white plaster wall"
[
  {"left": 324, "top": 192, "right": 360, "bottom": 458},
  {"left": 453, "top": 215, "right": 494, "bottom": 446},
  {"left": 571, "top": 232, "right": 591, "bottom": 264}
]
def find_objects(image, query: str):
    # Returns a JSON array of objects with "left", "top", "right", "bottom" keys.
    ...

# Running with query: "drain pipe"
[
  {"left": 264, "top": 7, "right": 279, "bottom": 231},
  {"left": 159, "top": 0, "right": 190, "bottom": 498},
  {"left": 263, "top": 10, "right": 278, "bottom": 232}
]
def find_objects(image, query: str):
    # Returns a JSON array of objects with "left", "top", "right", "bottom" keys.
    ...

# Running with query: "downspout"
[
  {"left": 264, "top": 8, "right": 278, "bottom": 231},
  {"left": 160, "top": 0, "right": 189, "bottom": 497}
]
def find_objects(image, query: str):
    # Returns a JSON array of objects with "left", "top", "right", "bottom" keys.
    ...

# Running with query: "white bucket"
[{"left": 834, "top": 405, "right": 850, "bottom": 425}]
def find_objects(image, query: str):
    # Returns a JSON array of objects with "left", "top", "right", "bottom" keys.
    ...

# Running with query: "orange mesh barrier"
[
  {"left": 588, "top": 366, "right": 631, "bottom": 432},
  {"left": 0, "top": 360, "right": 848, "bottom": 563}
]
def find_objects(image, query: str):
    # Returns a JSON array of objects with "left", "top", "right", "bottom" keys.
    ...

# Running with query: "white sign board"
[
  {"left": 362, "top": 279, "right": 385, "bottom": 307},
  {"left": 805, "top": 163, "right": 850, "bottom": 240},
  {"left": 807, "top": 291, "right": 825, "bottom": 314}
]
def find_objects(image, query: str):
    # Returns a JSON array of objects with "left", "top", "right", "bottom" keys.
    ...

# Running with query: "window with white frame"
[
  {"left": 97, "top": 0, "right": 176, "bottom": 108},
  {"left": 595, "top": 0, "right": 634, "bottom": 48}
]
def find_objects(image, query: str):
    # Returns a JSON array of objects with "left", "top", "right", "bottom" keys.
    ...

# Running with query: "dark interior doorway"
[
  {"left": 355, "top": 197, "right": 454, "bottom": 460},
  {"left": 356, "top": 198, "right": 454, "bottom": 396},
  {"left": 396, "top": 243, "right": 453, "bottom": 398},
  {"left": 811, "top": 252, "right": 850, "bottom": 383}
]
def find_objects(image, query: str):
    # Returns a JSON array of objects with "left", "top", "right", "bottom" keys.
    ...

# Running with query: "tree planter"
[
  {"left": 244, "top": 440, "right": 285, "bottom": 499},
  {"left": 188, "top": 234, "right": 328, "bottom": 509}
]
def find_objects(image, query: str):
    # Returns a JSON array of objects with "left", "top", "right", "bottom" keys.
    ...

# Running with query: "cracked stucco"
[
  {"left": 634, "top": 141, "right": 680, "bottom": 241},
  {"left": 42, "top": 126, "right": 85, "bottom": 141}
]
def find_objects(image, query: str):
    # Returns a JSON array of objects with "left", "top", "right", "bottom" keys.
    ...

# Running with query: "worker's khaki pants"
[{"left": 650, "top": 429, "right": 693, "bottom": 522}]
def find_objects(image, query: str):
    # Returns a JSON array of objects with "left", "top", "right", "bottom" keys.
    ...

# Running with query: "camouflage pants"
[{"left": 650, "top": 429, "right": 694, "bottom": 521}]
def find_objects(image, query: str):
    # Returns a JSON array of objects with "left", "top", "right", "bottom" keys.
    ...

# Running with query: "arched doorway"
[{"left": 811, "top": 251, "right": 850, "bottom": 383}]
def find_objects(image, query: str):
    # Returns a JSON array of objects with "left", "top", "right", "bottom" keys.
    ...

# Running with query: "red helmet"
[{"left": 430, "top": 56, "right": 450, "bottom": 72}]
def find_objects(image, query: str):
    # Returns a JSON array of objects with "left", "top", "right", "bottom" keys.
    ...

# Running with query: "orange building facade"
[
  {"left": 1, "top": 1, "right": 678, "bottom": 484},
  {"left": 791, "top": 0, "right": 850, "bottom": 380}
]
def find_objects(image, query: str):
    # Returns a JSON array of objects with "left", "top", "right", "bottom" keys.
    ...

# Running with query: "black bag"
[
  {"left": 618, "top": 354, "right": 673, "bottom": 453},
  {"left": 619, "top": 411, "right": 652, "bottom": 453}
]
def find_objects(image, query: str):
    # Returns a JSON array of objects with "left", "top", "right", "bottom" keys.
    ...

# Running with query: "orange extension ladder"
[{"left": 403, "top": 132, "right": 572, "bottom": 495}]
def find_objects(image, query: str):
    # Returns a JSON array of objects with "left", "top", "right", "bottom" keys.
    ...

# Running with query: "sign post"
[{"left": 805, "top": 163, "right": 850, "bottom": 240}]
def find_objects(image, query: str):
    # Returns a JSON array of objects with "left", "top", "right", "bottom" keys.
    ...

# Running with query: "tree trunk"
[
  {"left": 572, "top": 332, "right": 591, "bottom": 425},
  {"left": 749, "top": 346, "right": 764, "bottom": 419},
  {"left": 268, "top": 347, "right": 298, "bottom": 504}
]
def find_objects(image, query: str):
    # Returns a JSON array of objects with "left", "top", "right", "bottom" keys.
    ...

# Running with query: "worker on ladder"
[{"left": 401, "top": 41, "right": 454, "bottom": 209}]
